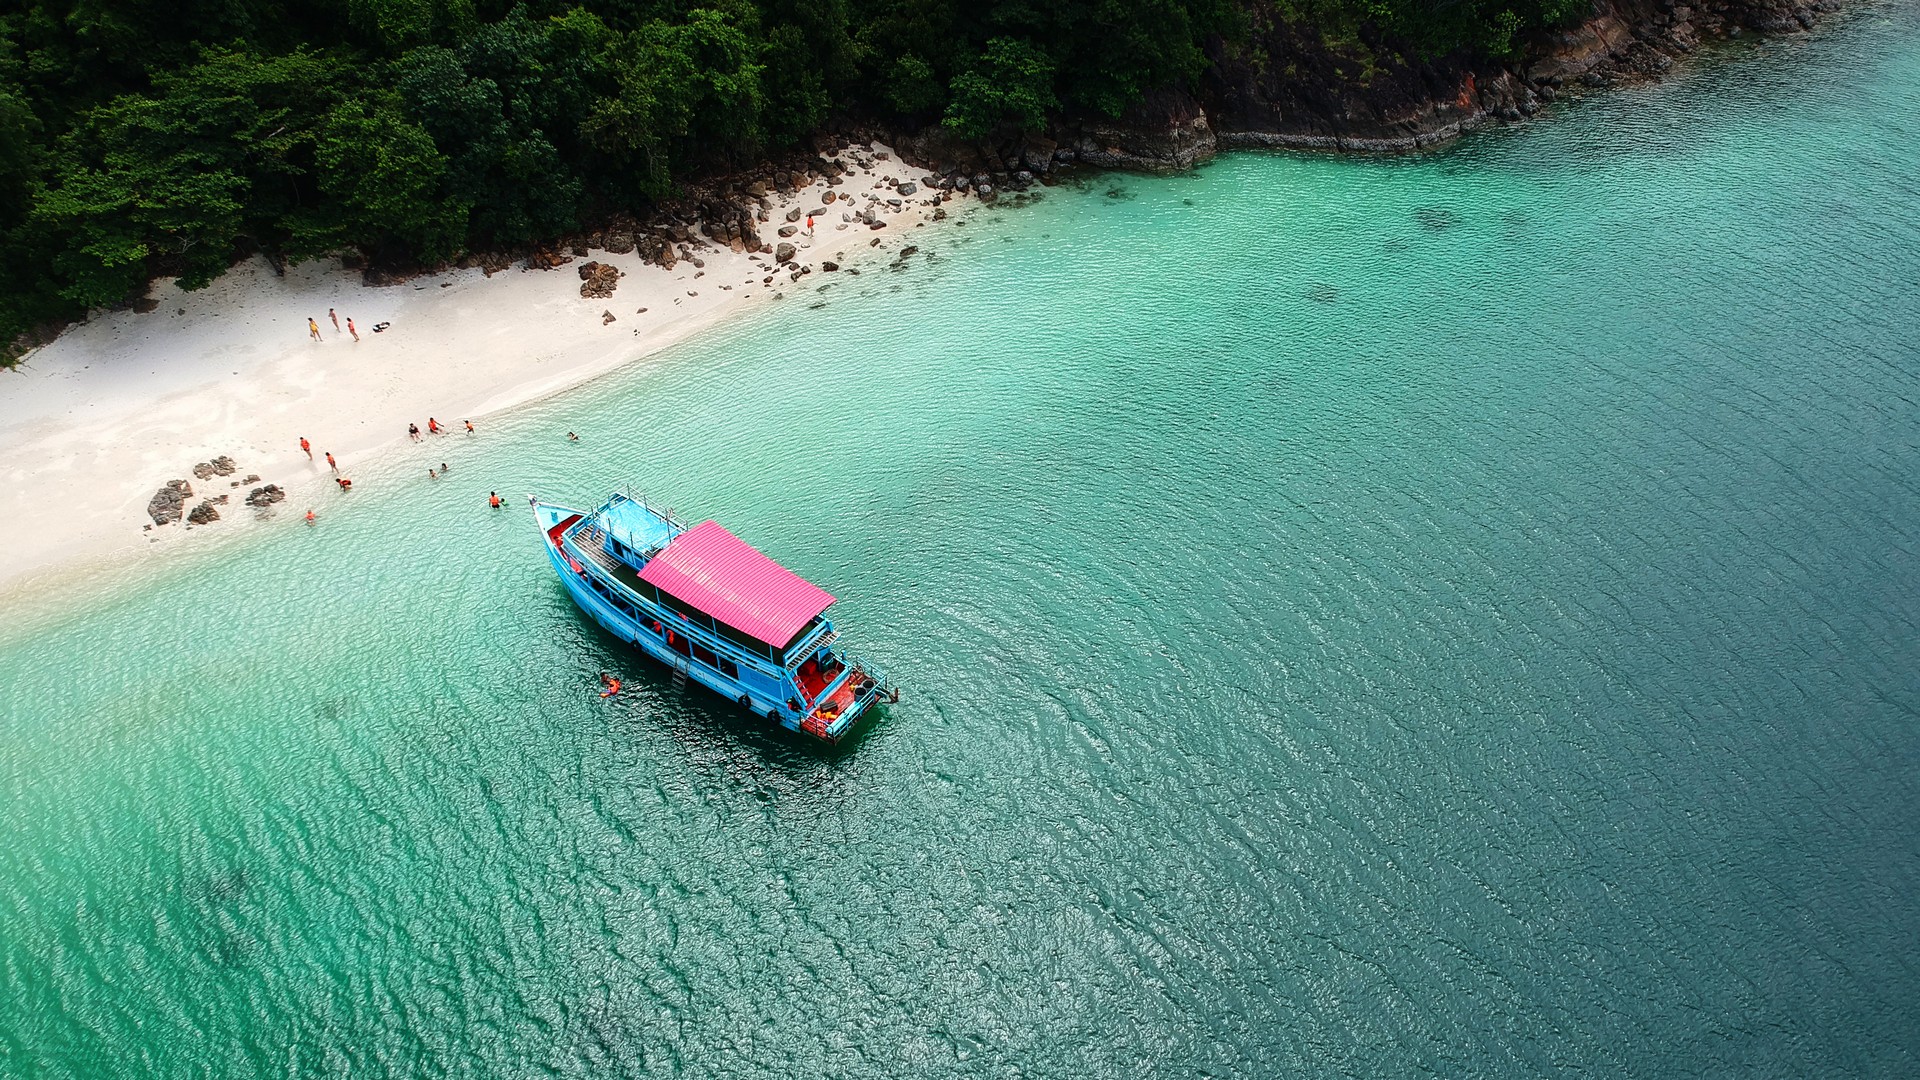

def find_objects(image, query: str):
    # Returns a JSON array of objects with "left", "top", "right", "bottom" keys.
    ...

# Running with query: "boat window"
[
  {"left": 691, "top": 643, "right": 718, "bottom": 669},
  {"left": 717, "top": 657, "right": 739, "bottom": 679}
]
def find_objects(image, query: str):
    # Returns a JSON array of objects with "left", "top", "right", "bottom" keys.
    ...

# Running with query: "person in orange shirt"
[
  {"left": 488, "top": 491, "right": 502, "bottom": 509},
  {"left": 299, "top": 437, "right": 311, "bottom": 459}
]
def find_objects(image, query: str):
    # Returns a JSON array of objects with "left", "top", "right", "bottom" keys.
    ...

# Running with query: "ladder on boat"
[{"left": 670, "top": 655, "right": 689, "bottom": 691}]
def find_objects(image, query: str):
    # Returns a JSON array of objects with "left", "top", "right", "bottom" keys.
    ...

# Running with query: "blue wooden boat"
[{"left": 532, "top": 493, "right": 895, "bottom": 743}]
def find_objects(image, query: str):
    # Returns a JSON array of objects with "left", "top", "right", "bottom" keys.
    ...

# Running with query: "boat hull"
[{"left": 534, "top": 501, "right": 882, "bottom": 743}]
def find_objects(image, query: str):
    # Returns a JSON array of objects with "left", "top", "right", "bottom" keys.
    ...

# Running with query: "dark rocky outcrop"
[
  {"left": 187, "top": 500, "right": 220, "bottom": 525},
  {"left": 578, "top": 261, "right": 623, "bottom": 299},
  {"left": 147, "top": 479, "right": 192, "bottom": 525},
  {"left": 244, "top": 484, "right": 285, "bottom": 509},
  {"left": 890, "top": 0, "right": 1840, "bottom": 172}
]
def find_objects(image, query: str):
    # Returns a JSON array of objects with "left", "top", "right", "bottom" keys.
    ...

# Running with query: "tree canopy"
[{"left": 0, "top": 0, "right": 1583, "bottom": 350}]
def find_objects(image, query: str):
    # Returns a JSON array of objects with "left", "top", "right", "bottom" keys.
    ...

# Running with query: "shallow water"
[{"left": 5, "top": 8, "right": 1920, "bottom": 1075}]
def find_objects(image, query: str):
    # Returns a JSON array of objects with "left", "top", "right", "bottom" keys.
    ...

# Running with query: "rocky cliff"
[{"left": 897, "top": 0, "right": 1843, "bottom": 175}]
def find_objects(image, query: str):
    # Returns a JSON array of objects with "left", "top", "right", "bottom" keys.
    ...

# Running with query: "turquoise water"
[{"left": 6, "top": 9, "right": 1920, "bottom": 1075}]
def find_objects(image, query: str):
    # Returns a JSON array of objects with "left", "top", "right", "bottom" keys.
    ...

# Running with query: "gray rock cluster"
[
  {"left": 577, "top": 261, "right": 623, "bottom": 299},
  {"left": 187, "top": 500, "right": 220, "bottom": 525},
  {"left": 148, "top": 479, "right": 193, "bottom": 525},
  {"left": 244, "top": 484, "right": 286, "bottom": 509},
  {"left": 190, "top": 455, "right": 237, "bottom": 481}
]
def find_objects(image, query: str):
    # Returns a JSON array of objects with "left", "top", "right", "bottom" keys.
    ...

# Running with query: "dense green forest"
[{"left": 0, "top": 0, "right": 1582, "bottom": 350}]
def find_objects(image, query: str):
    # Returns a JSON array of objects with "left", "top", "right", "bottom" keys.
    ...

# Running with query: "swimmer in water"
[
  {"left": 600, "top": 671, "right": 622, "bottom": 697},
  {"left": 489, "top": 491, "right": 502, "bottom": 509},
  {"left": 567, "top": 431, "right": 579, "bottom": 441},
  {"left": 305, "top": 509, "right": 316, "bottom": 526},
  {"left": 428, "top": 468, "right": 437, "bottom": 480}
]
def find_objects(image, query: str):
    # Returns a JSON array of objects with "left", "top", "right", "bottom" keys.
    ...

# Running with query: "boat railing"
[
  {"left": 614, "top": 491, "right": 690, "bottom": 531},
  {"left": 782, "top": 629, "right": 838, "bottom": 673}
]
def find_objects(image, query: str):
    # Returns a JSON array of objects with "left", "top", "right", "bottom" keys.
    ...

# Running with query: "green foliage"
[
  {"left": 586, "top": 8, "right": 766, "bottom": 199},
  {"left": 0, "top": 0, "right": 1590, "bottom": 355},
  {"left": 944, "top": 37, "right": 1057, "bottom": 138}
]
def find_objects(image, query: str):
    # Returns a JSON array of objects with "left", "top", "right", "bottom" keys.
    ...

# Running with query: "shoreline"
[
  {"left": 0, "top": 144, "right": 953, "bottom": 602},
  {"left": 0, "top": 0, "right": 1847, "bottom": 606}
]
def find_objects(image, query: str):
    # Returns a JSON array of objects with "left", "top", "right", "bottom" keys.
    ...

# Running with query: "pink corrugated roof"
[{"left": 638, "top": 520, "right": 835, "bottom": 647}]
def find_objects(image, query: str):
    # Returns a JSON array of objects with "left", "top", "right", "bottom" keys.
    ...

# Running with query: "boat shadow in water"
[{"left": 571, "top": 603, "right": 889, "bottom": 766}]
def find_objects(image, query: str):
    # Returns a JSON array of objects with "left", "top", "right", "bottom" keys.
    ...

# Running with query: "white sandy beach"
[{"left": 0, "top": 145, "right": 955, "bottom": 601}]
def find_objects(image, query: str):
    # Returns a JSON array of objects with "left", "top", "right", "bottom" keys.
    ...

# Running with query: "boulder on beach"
[
  {"left": 210, "top": 455, "right": 236, "bottom": 476},
  {"left": 579, "top": 261, "right": 623, "bottom": 299},
  {"left": 897, "top": 182, "right": 918, "bottom": 196},
  {"left": 775, "top": 242, "right": 796, "bottom": 264},
  {"left": 822, "top": 261, "right": 839, "bottom": 271},
  {"left": 187, "top": 500, "right": 220, "bottom": 525},
  {"left": 785, "top": 207, "right": 803, "bottom": 222},
  {"left": 192, "top": 461, "right": 215, "bottom": 480},
  {"left": 244, "top": 484, "right": 285, "bottom": 509},
  {"left": 147, "top": 479, "right": 193, "bottom": 525},
  {"left": 778, "top": 225, "right": 798, "bottom": 237}
]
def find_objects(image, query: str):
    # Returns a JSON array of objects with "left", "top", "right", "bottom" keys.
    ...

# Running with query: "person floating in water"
[
  {"left": 599, "top": 671, "right": 622, "bottom": 698},
  {"left": 428, "top": 468, "right": 437, "bottom": 480},
  {"left": 439, "top": 462, "right": 449, "bottom": 475},
  {"left": 566, "top": 431, "right": 579, "bottom": 441},
  {"left": 489, "top": 491, "right": 502, "bottom": 509}
]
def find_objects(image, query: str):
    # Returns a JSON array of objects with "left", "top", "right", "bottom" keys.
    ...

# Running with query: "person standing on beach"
[
  {"left": 328, "top": 309, "right": 339, "bottom": 331},
  {"left": 308, "top": 318, "right": 322, "bottom": 341},
  {"left": 300, "top": 437, "right": 311, "bottom": 460},
  {"left": 325, "top": 451, "right": 337, "bottom": 473},
  {"left": 347, "top": 318, "right": 359, "bottom": 342},
  {"left": 806, "top": 214, "right": 814, "bottom": 237}
]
